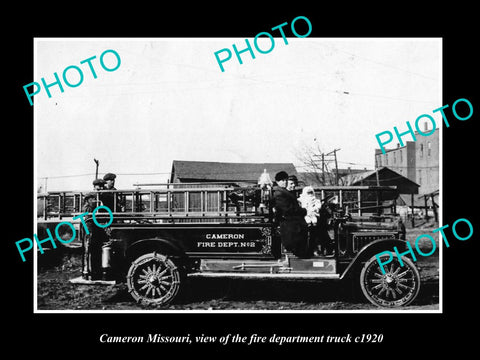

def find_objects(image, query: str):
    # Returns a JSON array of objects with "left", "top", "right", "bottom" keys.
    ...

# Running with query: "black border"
[{"left": 7, "top": 4, "right": 479, "bottom": 354}]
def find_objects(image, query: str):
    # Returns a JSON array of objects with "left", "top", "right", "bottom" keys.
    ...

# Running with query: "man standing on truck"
[
  {"left": 101, "top": 173, "right": 124, "bottom": 212},
  {"left": 272, "top": 171, "right": 310, "bottom": 258},
  {"left": 93, "top": 178, "right": 105, "bottom": 191}
]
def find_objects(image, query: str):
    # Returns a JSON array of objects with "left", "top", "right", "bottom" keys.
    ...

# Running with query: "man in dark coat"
[
  {"left": 272, "top": 171, "right": 310, "bottom": 257},
  {"left": 82, "top": 179, "right": 108, "bottom": 279},
  {"left": 100, "top": 173, "right": 124, "bottom": 212}
]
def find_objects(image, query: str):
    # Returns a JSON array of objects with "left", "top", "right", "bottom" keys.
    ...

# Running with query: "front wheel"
[
  {"left": 360, "top": 254, "right": 421, "bottom": 307},
  {"left": 126, "top": 252, "right": 182, "bottom": 306}
]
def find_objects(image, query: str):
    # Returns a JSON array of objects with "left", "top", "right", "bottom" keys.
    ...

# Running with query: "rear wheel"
[
  {"left": 126, "top": 252, "right": 182, "bottom": 306},
  {"left": 360, "top": 254, "right": 420, "bottom": 307}
]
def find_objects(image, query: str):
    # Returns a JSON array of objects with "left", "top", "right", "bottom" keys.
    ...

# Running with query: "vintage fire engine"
[{"left": 37, "top": 183, "right": 420, "bottom": 308}]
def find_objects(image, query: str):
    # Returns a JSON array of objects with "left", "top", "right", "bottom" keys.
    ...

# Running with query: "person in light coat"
[{"left": 298, "top": 186, "right": 321, "bottom": 225}]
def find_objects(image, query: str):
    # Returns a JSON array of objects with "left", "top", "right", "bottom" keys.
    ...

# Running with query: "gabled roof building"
[
  {"left": 341, "top": 166, "right": 419, "bottom": 194},
  {"left": 170, "top": 160, "right": 297, "bottom": 186}
]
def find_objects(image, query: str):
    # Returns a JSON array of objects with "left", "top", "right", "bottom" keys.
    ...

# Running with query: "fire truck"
[{"left": 37, "top": 183, "right": 420, "bottom": 308}]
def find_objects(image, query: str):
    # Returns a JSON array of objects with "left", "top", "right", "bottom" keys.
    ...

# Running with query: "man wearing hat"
[
  {"left": 93, "top": 178, "right": 106, "bottom": 191},
  {"left": 101, "top": 173, "right": 124, "bottom": 212},
  {"left": 272, "top": 171, "right": 309, "bottom": 258},
  {"left": 83, "top": 178, "right": 105, "bottom": 211},
  {"left": 286, "top": 174, "right": 298, "bottom": 192},
  {"left": 103, "top": 173, "right": 117, "bottom": 190}
]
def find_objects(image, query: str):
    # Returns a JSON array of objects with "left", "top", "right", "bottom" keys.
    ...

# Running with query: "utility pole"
[
  {"left": 325, "top": 149, "right": 341, "bottom": 185},
  {"left": 321, "top": 153, "right": 325, "bottom": 185},
  {"left": 314, "top": 149, "right": 341, "bottom": 185},
  {"left": 331, "top": 149, "right": 340, "bottom": 185}
]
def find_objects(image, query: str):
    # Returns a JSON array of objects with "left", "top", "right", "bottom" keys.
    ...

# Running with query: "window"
[
  {"left": 400, "top": 149, "right": 403, "bottom": 162},
  {"left": 428, "top": 142, "right": 432, "bottom": 156},
  {"left": 418, "top": 170, "right": 422, "bottom": 185},
  {"left": 393, "top": 152, "right": 396, "bottom": 164},
  {"left": 420, "top": 144, "right": 424, "bottom": 157}
]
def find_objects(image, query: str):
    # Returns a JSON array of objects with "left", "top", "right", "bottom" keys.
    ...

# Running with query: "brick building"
[{"left": 374, "top": 125, "right": 439, "bottom": 195}]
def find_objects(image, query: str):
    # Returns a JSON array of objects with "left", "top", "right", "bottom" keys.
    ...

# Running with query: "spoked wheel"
[
  {"left": 360, "top": 254, "right": 421, "bottom": 307},
  {"left": 126, "top": 252, "right": 182, "bottom": 306}
]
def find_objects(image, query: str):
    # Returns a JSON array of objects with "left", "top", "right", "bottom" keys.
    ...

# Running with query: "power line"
[
  {"left": 38, "top": 172, "right": 172, "bottom": 179},
  {"left": 308, "top": 41, "right": 438, "bottom": 81},
  {"left": 38, "top": 163, "right": 439, "bottom": 181},
  {"left": 38, "top": 173, "right": 96, "bottom": 179},
  {"left": 337, "top": 160, "right": 373, "bottom": 167},
  {"left": 67, "top": 46, "right": 438, "bottom": 105}
]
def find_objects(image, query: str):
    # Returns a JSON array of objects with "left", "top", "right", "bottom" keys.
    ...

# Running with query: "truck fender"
[
  {"left": 125, "top": 238, "right": 186, "bottom": 263},
  {"left": 339, "top": 238, "right": 408, "bottom": 280}
]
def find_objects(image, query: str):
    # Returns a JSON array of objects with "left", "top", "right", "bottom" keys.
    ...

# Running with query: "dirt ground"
[{"left": 36, "top": 226, "right": 439, "bottom": 311}]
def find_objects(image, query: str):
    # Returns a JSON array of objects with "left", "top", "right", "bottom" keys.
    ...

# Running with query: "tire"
[
  {"left": 360, "top": 253, "right": 421, "bottom": 307},
  {"left": 126, "top": 252, "right": 182, "bottom": 306}
]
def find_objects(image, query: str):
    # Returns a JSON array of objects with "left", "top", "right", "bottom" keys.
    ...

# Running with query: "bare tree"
[{"left": 294, "top": 140, "right": 337, "bottom": 186}]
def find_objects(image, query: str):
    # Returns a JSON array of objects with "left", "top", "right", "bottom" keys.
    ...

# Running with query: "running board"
[
  {"left": 199, "top": 257, "right": 337, "bottom": 275},
  {"left": 200, "top": 259, "right": 287, "bottom": 273},
  {"left": 69, "top": 276, "right": 116, "bottom": 285},
  {"left": 188, "top": 272, "right": 340, "bottom": 280}
]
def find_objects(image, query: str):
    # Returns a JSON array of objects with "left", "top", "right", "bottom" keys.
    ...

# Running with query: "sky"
[{"left": 34, "top": 38, "right": 441, "bottom": 191}]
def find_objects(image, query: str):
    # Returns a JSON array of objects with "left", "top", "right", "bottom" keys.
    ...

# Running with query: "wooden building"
[
  {"left": 167, "top": 160, "right": 297, "bottom": 213},
  {"left": 341, "top": 166, "right": 423, "bottom": 225},
  {"left": 170, "top": 160, "right": 297, "bottom": 186},
  {"left": 340, "top": 166, "right": 419, "bottom": 194}
]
